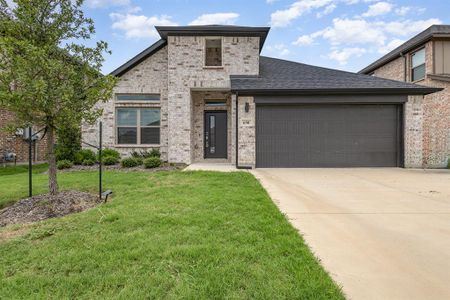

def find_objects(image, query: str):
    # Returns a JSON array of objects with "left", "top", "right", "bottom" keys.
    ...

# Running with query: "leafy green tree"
[{"left": 0, "top": 0, "right": 116, "bottom": 194}]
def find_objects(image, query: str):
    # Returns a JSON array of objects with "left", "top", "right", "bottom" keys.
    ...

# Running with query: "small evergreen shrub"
[
  {"left": 82, "top": 159, "right": 95, "bottom": 166},
  {"left": 103, "top": 155, "right": 119, "bottom": 165},
  {"left": 57, "top": 159, "right": 73, "bottom": 170},
  {"left": 121, "top": 157, "right": 140, "bottom": 168},
  {"left": 144, "top": 157, "right": 162, "bottom": 168},
  {"left": 149, "top": 148, "right": 161, "bottom": 158},
  {"left": 74, "top": 149, "right": 96, "bottom": 165},
  {"left": 134, "top": 157, "right": 144, "bottom": 165},
  {"left": 99, "top": 148, "right": 120, "bottom": 160}
]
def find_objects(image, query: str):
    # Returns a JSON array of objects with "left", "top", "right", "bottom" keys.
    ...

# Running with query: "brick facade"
[
  {"left": 0, "top": 109, "right": 47, "bottom": 163},
  {"left": 83, "top": 36, "right": 260, "bottom": 165},
  {"left": 373, "top": 41, "right": 450, "bottom": 168},
  {"left": 82, "top": 46, "right": 169, "bottom": 161}
]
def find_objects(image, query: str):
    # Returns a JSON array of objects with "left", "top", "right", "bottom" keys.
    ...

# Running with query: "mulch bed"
[
  {"left": 0, "top": 191, "right": 101, "bottom": 227},
  {"left": 57, "top": 164, "right": 185, "bottom": 173}
]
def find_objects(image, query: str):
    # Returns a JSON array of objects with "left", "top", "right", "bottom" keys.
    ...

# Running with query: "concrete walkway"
[
  {"left": 252, "top": 168, "right": 450, "bottom": 300},
  {"left": 184, "top": 162, "right": 240, "bottom": 172}
]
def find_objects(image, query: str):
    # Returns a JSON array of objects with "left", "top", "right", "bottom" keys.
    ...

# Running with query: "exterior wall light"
[{"left": 245, "top": 102, "right": 250, "bottom": 113}]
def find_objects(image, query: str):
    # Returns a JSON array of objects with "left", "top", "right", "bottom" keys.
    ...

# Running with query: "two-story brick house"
[
  {"left": 82, "top": 25, "right": 441, "bottom": 168},
  {"left": 360, "top": 25, "right": 450, "bottom": 168}
]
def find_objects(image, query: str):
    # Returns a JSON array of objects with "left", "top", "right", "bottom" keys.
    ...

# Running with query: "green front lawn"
[{"left": 0, "top": 169, "right": 343, "bottom": 299}]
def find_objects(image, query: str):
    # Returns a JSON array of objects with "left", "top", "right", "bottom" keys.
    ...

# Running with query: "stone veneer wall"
[
  {"left": 0, "top": 109, "right": 47, "bottom": 162},
  {"left": 237, "top": 96, "right": 256, "bottom": 167},
  {"left": 372, "top": 40, "right": 449, "bottom": 168},
  {"left": 191, "top": 91, "right": 232, "bottom": 162},
  {"left": 167, "top": 36, "right": 260, "bottom": 164},
  {"left": 82, "top": 46, "right": 169, "bottom": 161}
]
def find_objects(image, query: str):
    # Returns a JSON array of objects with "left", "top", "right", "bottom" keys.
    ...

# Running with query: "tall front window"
[
  {"left": 205, "top": 38, "right": 222, "bottom": 67},
  {"left": 411, "top": 48, "right": 425, "bottom": 81},
  {"left": 116, "top": 108, "right": 160, "bottom": 145}
]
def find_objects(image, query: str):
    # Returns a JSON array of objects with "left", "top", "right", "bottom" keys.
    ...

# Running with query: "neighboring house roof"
[
  {"left": 231, "top": 56, "right": 441, "bottom": 95},
  {"left": 110, "top": 25, "right": 270, "bottom": 77},
  {"left": 359, "top": 25, "right": 450, "bottom": 74}
]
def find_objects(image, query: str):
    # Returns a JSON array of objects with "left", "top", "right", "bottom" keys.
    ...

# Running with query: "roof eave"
[
  {"left": 155, "top": 26, "right": 271, "bottom": 52},
  {"left": 231, "top": 87, "right": 443, "bottom": 96},
  {"left": 110, "top": 39, "right": 167, "bottom": 77}
]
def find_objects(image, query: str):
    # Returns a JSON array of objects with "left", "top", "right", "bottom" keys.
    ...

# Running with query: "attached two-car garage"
[{"left": 255, "top": 96, "right": 404, "bottom": 168}]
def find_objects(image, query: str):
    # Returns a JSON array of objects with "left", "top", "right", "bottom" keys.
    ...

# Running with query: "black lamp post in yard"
[{"left": 27, "top": 121, "right": 111, "bottom": 201}]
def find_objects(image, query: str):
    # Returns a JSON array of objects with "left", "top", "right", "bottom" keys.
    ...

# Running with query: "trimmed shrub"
[
  {"left": 74, "top": 149, "right": 96, "bottom": 165},
  {"left": 121, "top": 157, "right": 140, "bottom": 168},
  {"left": 82, "top": 159, "right": 95, "bottom": 166},
  {"left": 103, "top": 155, "right": 119, "bottom": 165},
  {"left": 57, "top": 159, "right": 73, "bottom": 170},
  {"left": 99, "top": 148, "right": 120, "bottom": 160},
  {"left": 130, "top": 151, "right": 141, "bottom": 158},
  {"left": 144, "top": 157, "right": 162, "bottom": 169},
  {"left": 149, "top": 148, "right": 161, "bottom": 158},
  {"left": 134, "top": 157, "right": 144, "bottom": 165}
]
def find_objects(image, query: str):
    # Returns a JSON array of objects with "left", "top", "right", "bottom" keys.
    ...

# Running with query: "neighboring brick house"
[
  {"left": 0, "top": 109, "right": 47, "bottom": 163},
  {"left": 83, "top": 25, "right": 441, "bottom": 168},
  {"left": 360, "top": 25, "right": 450, "bottom": 168}
]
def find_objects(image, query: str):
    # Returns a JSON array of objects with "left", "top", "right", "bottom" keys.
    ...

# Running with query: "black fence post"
[
  {"left": 99, "top": 121, "right": 102, "bottom": 199},
  {"left": 28, "top": 127, "right": 32, "bottom": 198}
]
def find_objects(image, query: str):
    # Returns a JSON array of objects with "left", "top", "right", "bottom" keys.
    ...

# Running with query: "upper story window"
[
  {"left": 205, "top": 38, "right": 222, "bottom": 67},
  {"left": 411, "top": 48, "right": 425, "bottom": 81}
]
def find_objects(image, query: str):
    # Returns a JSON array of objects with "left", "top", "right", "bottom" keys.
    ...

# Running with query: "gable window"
[
  {"left": 411, "top": 48, "right": 425, "bottom": 81},
  {"left": 205, "top": 38, "right": 222, "bottom": 67},
  {"left": 116, "top": 108, "right": 160, "bottom": 145}
]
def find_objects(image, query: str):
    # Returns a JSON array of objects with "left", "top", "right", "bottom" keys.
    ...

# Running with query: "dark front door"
[{"left": 204, "top": 111, "right": 227, "bottom": 159}]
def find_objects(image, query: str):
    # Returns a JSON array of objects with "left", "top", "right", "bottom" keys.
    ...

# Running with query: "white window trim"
[
  {"left": 410, "top": 47, "right": 426, "bottom": 83},
  {"left": 204, "top": 36, "right": 224, "bottom": 69}
]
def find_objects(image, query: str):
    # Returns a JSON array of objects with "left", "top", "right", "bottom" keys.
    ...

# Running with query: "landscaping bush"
[
  {"left": 82, "top": 159, "right": 95, "bottom": 166},
  {"left": 55, "top": 125, "right": 81, "bottom": 162},
  {"left": 99, "top": 148, "right": 120, "bottom": 160},
  {"left": 121, "top": 157, "right": 140, "bottom": 168},
  {"left": 134, "top": 157, "right": 144, "bottom": 165},
  {"left": 103, "top": 155, "right": 119, "bottom": 166},
  {"left": 74, "top": 149, "right": 96, "bottom": 165},
  {"left": 57, "top": 159, "right": 73, "bottom": 170},
  {"left": 131, "top": 149, "right": 160, "bottom": 159},
  {"left": 149, "top": 148, "right": 161, "bottom": 158},
  {"left": 143, "top": 157, "right": 162, "bottom": 168}
]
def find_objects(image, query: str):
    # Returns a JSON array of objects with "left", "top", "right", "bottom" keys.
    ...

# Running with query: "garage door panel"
[{"left": 256, "top": 104, "right": 400, "bottom": 168}]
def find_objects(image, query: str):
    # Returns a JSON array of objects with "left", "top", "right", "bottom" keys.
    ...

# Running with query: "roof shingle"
[{"left": 231, "top": 56, "right": 441, "bottom": 95}]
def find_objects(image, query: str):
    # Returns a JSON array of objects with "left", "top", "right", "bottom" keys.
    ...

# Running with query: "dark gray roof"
[
  {"left": 359, "top": 25, "right": 450, "bottom": 74},
  {"left": 156, "top": 25, "right": 270, "bottom": 51},
  {"left": 231, "top": 56, "right": 441, "bottom": 95},
  {"left": 110, "top": 39, "right": 167, "bottom": 76}
]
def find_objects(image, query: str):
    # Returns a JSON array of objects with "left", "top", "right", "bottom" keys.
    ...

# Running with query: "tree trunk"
[{"left": 47, "top": 126, "right": 58, "bottom": 195}]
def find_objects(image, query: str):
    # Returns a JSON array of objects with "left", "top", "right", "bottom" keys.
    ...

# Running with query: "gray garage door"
[{"left": 256, "top": 104, "right": 402, "bottom": 168}]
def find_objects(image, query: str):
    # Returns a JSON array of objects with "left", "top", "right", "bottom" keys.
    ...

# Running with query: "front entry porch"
[{"left": 191, "top": 91, "right": 233, "bottom": 163}]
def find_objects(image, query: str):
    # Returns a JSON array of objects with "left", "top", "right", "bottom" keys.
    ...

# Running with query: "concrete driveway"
[{"left": 252, "top": 168, "right": 450, "bottom": 300}]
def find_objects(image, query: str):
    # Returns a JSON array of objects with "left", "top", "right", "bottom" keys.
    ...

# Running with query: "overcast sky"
[{"left": 77, "top": 0, "right": 450, "bottom": 74}]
